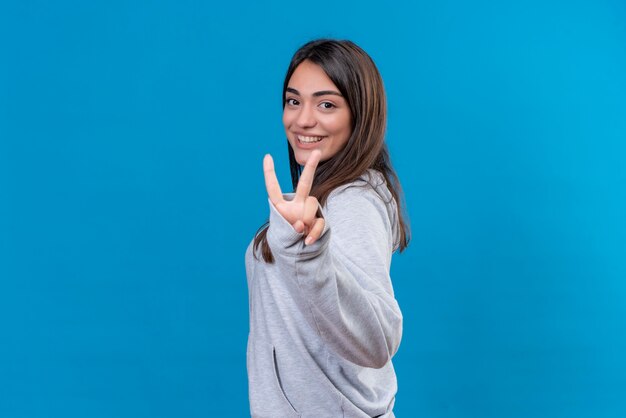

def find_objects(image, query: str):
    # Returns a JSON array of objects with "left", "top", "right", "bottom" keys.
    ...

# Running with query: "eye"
[
  {"left": 286, "top": 98, "right": 299, "bottom": 106},
  {"left": 319, "top": 102, "right": 335, "bottom": 110}
]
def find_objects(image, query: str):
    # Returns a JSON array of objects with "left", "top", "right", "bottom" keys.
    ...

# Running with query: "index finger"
[
  {"left": 263, "top": 154, "right": 284, "bottom": 205},
  {"left": 295, "top": 150, "right": 321, "bottom": 201}
]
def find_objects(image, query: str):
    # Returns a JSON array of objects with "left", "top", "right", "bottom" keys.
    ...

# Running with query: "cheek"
[
  {"left": 335, "top": 122, "right": 352, "bottom": 149},
  {"left": 329, "top": 120, "right": 351, "bottom": 142},
  {"left": 282, "top": 110, "right": 293, "bottom": 128},
  {"left": 327, "top": 112, "right": 351, "bottom": 135}
]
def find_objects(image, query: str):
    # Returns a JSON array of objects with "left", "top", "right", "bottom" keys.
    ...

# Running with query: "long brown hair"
[{"left": 254, "top": 39, "right": 410, "bottom": 263}]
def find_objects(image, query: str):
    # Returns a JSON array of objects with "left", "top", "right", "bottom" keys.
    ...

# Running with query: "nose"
[{"left": 295, "top": 104, "right": 317, "bottom": 128}]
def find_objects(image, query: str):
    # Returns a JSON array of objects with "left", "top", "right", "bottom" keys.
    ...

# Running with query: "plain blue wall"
[{"left": 1, "top": 0, "right": 625, "bottom": 417}]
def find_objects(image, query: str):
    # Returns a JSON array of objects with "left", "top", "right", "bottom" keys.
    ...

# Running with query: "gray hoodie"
[{"left": 245, "top": 169, "right": 403, "bottom": 418}]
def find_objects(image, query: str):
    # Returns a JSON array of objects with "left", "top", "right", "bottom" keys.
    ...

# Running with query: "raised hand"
[{"left": 263, "top": 150, "right": 325, "bottom": 246}]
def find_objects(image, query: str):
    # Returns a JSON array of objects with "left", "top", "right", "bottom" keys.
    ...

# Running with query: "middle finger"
[
  {"left": 302, "top": 196, "right": 319, "bottom": 229},
  {"left": 295, "top": 150, "right": 321, "bottom": 202}
]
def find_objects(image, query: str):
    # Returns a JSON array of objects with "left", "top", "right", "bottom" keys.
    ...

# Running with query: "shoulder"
[
  {"left": 327, "top": 169, "right": 392, "bottom": 207},
  {"left": 325, "top": 169, "right": 400, "bottom": 250}
]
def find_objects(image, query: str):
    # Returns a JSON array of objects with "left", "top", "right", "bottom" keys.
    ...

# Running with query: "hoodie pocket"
[{"left": 272, "top": 346, "right": 301, "bottom": 417}]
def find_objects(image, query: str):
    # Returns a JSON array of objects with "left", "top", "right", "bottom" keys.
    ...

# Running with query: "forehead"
[{"left": 287, "top": 60, "right": 339, "bottom": 94}]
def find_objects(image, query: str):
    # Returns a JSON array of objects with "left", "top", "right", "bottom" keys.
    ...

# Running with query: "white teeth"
[{"left": 297, "top": 135, "right": 324, "bottom": 143}]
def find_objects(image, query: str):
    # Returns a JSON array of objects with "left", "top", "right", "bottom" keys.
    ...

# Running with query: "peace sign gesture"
[{"left": 264, "top": 150, "right": 325, "bottom": 246}]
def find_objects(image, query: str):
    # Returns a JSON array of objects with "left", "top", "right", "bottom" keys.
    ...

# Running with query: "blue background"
[{"left": 1, "top": 0, "right": 625, "bottom": 417}]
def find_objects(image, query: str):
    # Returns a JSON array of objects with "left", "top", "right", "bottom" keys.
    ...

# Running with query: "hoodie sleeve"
[{"left": 266, "top": 184, "right": 402, "bottom": 369}]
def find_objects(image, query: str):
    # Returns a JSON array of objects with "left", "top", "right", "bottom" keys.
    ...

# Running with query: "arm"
[{"left": 267, "top": 185, "right": 402, "bottom": 369}]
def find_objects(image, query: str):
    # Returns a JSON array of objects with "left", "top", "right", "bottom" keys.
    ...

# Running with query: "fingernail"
[{"left": 305, "top": 237, "right": 312, "bottom": 245}]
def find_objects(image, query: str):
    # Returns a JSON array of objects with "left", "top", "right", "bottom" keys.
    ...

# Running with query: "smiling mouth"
[{"left": 297, "top": 135, "right": 326, "bottom": 143}]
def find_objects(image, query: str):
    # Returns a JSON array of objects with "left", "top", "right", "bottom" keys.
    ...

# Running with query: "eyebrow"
[{"left": 286, "top": 87, "right": 343, "bottom": 98}]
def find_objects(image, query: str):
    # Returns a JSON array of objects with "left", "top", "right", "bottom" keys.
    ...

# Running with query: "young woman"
[{"left": 245, "top": 39, "right": 410, "bottom": 418}]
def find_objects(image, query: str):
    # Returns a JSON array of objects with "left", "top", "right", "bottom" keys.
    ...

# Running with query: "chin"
[{"left": 292, "top": 149, "right": 314, "bottom": 166}]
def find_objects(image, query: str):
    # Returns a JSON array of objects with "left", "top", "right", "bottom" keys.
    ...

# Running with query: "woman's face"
[{"left": 283, "top": 60, "right": 352, "bottom": 165}]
